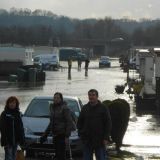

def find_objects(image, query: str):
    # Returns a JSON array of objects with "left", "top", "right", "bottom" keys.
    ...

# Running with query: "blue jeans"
[
  {"left": 83, "top": 144, "right": 107, "bottom": 160},
  {"left": 4, "top": 145, "right": 17, "bottom": 160}
]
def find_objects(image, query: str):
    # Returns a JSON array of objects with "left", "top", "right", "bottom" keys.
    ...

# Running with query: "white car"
[
  {"left": 129, "top": 57, "right": 136, "bottom": 69},
  {"left": 22, "top": 96, "right": 83, "bottom": 157}
]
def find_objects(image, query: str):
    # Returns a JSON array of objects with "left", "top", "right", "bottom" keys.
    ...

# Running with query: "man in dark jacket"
[{"left": 77, "top": 89, "right": 112, "bottom": 160}]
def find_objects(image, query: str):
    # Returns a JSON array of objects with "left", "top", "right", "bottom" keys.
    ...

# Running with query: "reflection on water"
[
  {"left": 124, "top": 115, "right": 160, "bottom": 145},
  {"left": 0, "top": 60, "right": 160, "bottom": 157}
]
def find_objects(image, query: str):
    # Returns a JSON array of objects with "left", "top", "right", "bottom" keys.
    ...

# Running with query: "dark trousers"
[
  {"left": 82, "top": 144, "right": 107, "bottom": 160},
  {"left": 68, "top": 65, "right": 71, "bottom": 74},
  {"left": 54, "top": 135, "right": 66, "bottom": 160}
]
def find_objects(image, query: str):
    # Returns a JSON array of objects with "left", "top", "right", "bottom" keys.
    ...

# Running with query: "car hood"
[
  {"left": 22, "top": 116, "right": 79, "bottom": 138},
  {"left": 22, "top": 116, "right": 49, "bottom": 133}
]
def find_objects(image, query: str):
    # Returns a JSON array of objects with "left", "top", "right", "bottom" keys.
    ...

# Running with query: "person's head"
[
  {"left": 5, "top": 96, "right": 19, "bottom": 110},
  {"left": 53, "top": 92, "right": 63, "bottom": 104},
  {"left": 88, "top": 89, "right": 99, "bottom": 105}
]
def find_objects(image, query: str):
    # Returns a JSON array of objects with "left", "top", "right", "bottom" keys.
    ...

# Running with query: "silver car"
[{"left": 22, "top": 96, "right": 83, "bottom": 157}]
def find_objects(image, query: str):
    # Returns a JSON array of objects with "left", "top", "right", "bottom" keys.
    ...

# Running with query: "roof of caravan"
[
  {"left": 153, "top": 48, "right": 160, "bottom": 54},
  {"left": 136, "top": 49, "right": 153, "bottom": 57},
  {"left": 0, "top": 47, "right": 26, "bottom": 53}
]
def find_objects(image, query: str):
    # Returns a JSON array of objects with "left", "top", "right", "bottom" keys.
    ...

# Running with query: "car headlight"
[{"left": 24, "top": 127, "right": 33, "bottom": 135}]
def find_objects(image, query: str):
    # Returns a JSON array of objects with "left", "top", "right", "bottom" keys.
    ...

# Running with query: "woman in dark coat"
[
  {"left": 0, "top": 96, "right": 25, "bottom": 160},
  {"left": 40, "top": 92, "right": 73, "bottom": 160}
]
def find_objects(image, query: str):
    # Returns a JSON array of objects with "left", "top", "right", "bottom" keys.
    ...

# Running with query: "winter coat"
[
  {"left": 45, "top": 102, "right": 73, "bottom": 138},
  {"left": 0, "top": 108, "right": 25, "bottom": 146},
  {"left": 77, "top": 101, "right": 112, "bottom": 148},
  {"left": 85, "top": 59, "right": 90, "bottom": 69}
]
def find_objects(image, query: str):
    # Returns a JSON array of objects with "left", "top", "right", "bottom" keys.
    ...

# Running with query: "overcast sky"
[{"left": 0, "top": 0, "right": 160, "bottom": 20}]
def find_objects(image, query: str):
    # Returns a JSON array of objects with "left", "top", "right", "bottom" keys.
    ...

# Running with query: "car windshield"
[
  {"left": 24, "top": 98, "right": 80, "bottom": 118},
  {"left": 100, "top": 57, "right": 109, "bottom": 61}
]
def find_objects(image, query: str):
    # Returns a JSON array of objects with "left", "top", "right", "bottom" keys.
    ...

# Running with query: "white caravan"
[{"left": 0, "top": 47, "right": 34, "bottom": 65}]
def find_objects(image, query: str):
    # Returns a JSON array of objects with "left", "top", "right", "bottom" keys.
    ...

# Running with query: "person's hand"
[
  {"left": 65, "top": 137, "right": 69, "bottom": 145},
  {"left": 40, "top": 134, "right": 47, "bottom": 144}
]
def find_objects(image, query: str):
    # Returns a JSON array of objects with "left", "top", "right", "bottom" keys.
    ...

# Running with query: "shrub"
[
  {"left": 103, "top": 98, "right": 130, "bottom": 152},
  {"left": 115, "top": 85, "right": 125, "bottom": 94}
]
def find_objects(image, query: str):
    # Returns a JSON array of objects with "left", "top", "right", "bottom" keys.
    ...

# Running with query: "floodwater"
[{"left": 0, "top": 59, "right": 160, "bottom": 159}]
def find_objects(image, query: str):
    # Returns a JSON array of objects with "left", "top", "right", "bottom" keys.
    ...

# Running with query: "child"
[{"left": 0, "top": 96, "right": 24, "bottom": 160}]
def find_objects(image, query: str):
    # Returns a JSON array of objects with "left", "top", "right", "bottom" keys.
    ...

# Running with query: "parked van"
[
  {"left": 33, "top": 54, "right": 59, "bottom": 70},
  {"left": 59, "top": 48, "right": 87, "bottom": 61}
]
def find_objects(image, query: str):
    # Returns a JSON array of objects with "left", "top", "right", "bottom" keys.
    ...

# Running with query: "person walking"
[
  {"left": 84, "top": 59, "right": 90, "bottom": 71},
  {"left": 77, "top": 58, "right": 82, "bottom": 71},
  {"left": 40, "top": 92, "right": 74, "bottom": 160},
  {"left": 77, "top": 89, "right": 112, "bottom": 160},
  {"left": 0, "top": 96, "right": 25, "bottom": 160},
  {"left": 84, "top": 58, "right": 90, "bottom": 76},
  {"left": 68, "top": 57, "right": 72, "bottom": 74}
]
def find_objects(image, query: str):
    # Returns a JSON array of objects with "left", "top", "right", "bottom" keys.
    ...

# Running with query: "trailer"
[{"left": 0, "top": 47, "right": 34, "bottom": 76}]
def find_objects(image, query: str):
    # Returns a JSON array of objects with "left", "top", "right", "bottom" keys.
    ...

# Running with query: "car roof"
[
  {"left": 32, "top": 95, "right": 79, "bottom": 101},
  {"left": 100, "top": 56, "right": 110, "bottom": 58}
]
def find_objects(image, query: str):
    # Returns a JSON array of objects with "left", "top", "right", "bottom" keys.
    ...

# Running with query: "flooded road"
[{"left": 0, "top": 59, "right": 160, "bottom": 159}]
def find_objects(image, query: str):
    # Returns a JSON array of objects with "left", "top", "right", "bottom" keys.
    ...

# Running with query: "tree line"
[{"left": 0, "top": 8, "right": 160, "bottom": 51}]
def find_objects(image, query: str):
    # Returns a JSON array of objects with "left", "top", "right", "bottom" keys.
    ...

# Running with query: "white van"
[{"left": 33, "top": 54, "right": 59, "bottom": 70}]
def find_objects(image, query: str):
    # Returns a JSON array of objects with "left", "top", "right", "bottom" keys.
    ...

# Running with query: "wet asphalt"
[{"left": 0, "top": 59, "right": 160, "bottom": 159}]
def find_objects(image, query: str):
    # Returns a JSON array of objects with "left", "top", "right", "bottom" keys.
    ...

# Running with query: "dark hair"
[
  {"left": 88, "top": 89, "right": 98, "bottom": 97},
  {"left": 54, "top": 92, "right": 63, "bottom": 101},
  {"left": 5, "top": 96, "right": 20, "bottom": 110}
]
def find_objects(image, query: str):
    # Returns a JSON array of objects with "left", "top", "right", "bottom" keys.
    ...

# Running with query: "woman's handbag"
[{"left": 16, "top": 146, "right": 25, "bottom": 160}]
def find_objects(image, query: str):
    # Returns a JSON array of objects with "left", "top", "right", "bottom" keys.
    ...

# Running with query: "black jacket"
[
  {"left": 45, "top": 102, "right": 73, "bottom": 138},
  {"left": 0, "top": 108, "right": 25, "bottom": 146},
  {"left": 77, "top": 101, "right": 112, "bottom": 148}
]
